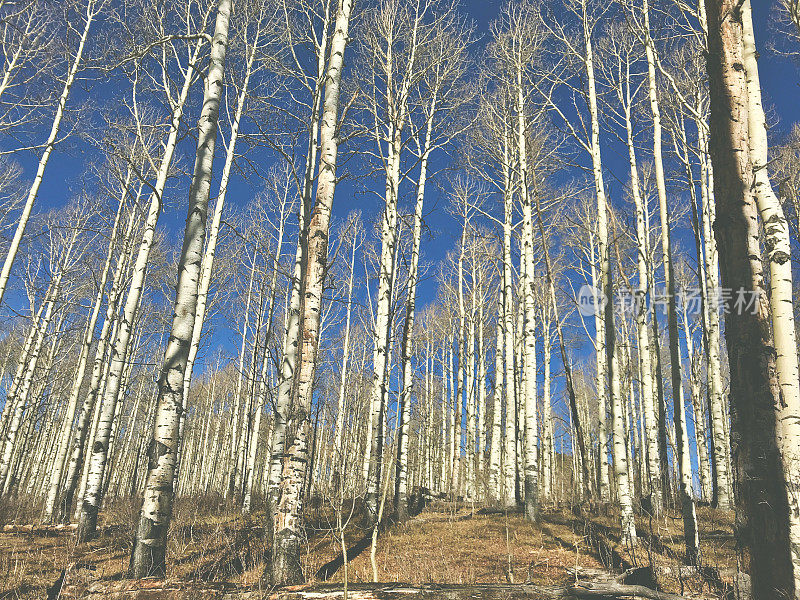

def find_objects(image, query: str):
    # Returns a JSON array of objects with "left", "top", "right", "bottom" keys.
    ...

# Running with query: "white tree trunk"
[
  {"left": 270, "top": 0, "right": 353, "bottom": 584},
  {"left": 741, "top": 2, "right": 800, "bottom": 584},
  {"left": 130, "top": 0, "right": 231, "bottom": 577},
  {"left": 0, "top": 0, "right": 96, "bottom": 308},
  {"left": 76, "top": 34, "right": 204, "bottom": 542},
  {"left": 43, "top": 177, "right": 128, "bottom": 521}
]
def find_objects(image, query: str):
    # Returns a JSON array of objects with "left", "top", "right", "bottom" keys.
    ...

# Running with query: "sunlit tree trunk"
[
  {"left": 181, "top": 8, "right": 265, "bottom": 490},
  {"left": 640, "top": 0, "right": 698, "bottom": 562},
  {"left": 0, "top": 0, "right": 97, "bottom": 309},
  {"left": 501, "top": 127, "right": 517, "bottom": 508},
  {"left": 741, "top": 3, "right": 800, "bottom": 583},
  {"left": 270, "top": 0, "right": 353, "bottom": 584},
  {"left": 618, "top": 58, "right": 661, "bottom": 514},
  {"left": 332, "top": 220, "right": 359, "bottom": 491},
  {"left": 76, "top": 33, "right": 205, "bottom": 543},
  {"left": 43, "top": 177, "right": 128, "bottom": 522},
  {"left": 705, "top": 0, "right": 796, "bottom": 594},
  {"left": 130, "top": 0, "right": 231, "bottom": 577},
  {"left": 490, "top": 299, "right": 503, "bottom": 502}
]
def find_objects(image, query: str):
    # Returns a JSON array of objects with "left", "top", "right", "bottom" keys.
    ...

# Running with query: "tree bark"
[
  {"left": 270, "top": 0, "right": 353, "bottom": 585},
  {"left": 129, "top": 0, "right": 231, "bottom": 577},
  {"left": 704, "top": 0, "right": 796, "bottom": 595}
]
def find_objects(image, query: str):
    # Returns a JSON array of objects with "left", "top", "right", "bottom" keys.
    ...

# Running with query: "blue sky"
[{"left": 4, "top": 0, "right": 797, "bottom": 364}]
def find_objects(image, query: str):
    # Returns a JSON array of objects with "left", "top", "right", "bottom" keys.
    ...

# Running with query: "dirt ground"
[{"left": 0, "top": 497, "right": 738, "bottom": 599}]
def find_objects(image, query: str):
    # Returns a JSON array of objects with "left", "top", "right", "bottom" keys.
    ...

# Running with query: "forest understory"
[{"left": 1, "top": 497, "right": 737, "bottom": 600}]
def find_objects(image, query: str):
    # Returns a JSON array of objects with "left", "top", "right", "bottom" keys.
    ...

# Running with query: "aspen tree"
[
  {"left": 58, "top": 184, "right": 142, "bottom": 522},
  {"left": 333, "top": 214, "right": 361, "bottom": 490},
  {"left": 181, "top": 0, "right": 275, "bottom": 463},
  {"left": 604, "top": 23, "right": 662, "bottom": 513},
  {"left": 43, "top": 178, "right": 127, "bottom": 522},
  {"left": 502, "top": 130, "right": 517, "bottom": 508},
  {"left": 0, "top": 0, "right": 100, "bottom": 309},
  {"left": 266, "top": 0, "right": 334, "bottom": 531},
  {"left": 361, "top": 0, "right": 430, "bottom": 520},
  {"left": 130, "top": 0, "right": 231, "bottom": 575},
  {"left": 270, "top": 0, "right": 353, "bottom": 584},
  {"left": 638, "top": 0, "right": 698, "bottom": 560},
  {"left": 542, "top": 0, "right": 627, "bottom": 506},
  {"left": 393, "top": 14, "right": 476, "bottom": 510},
  {"left": 243, "top": 187, "right": 293, "bottom": 515},
  {"left": 489, "top": 294, "right": 503, "bottom": 501},
  {"left": 0, "top": 224, "right": 79, "bottom": 492},
  {"left": 705, "top": 0, "right": 796, "bottom": 594},
  {"left": 741, "top": 2, "right": 800, "bottom": 582},
  {"left": 76, "top": 24, "right": 209, "bottom": 541}
]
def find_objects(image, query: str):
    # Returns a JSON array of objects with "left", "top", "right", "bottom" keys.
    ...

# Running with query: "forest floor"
[{"left": 0, "top": 497, "right": 738, "bottom": 599}]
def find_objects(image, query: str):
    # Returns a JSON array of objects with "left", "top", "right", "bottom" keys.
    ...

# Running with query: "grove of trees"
[{"left": 0, "top": 0, "right": 799, "bottom": 597}]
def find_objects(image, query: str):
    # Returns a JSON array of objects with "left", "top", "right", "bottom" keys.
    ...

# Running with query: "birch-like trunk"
[
  {"left": 58, "top": 198, "right": 139, "bottom": 523},
  {"left": 0, "top": 278, "right": 60, "bottom": 491},
  {"left": 583, "top": 4, "right": 629, "bottom": 536},
  {"left": 619, "top": 62, "right": 661, "bottom": 514},
  {"left": 741, "top": 3, "right": 800, "bottom": 583},
  {"left": 502, "top": 128, "right": 517, "bottom": 508},
  {"left": 641, "top": 0, "right": 698, "bottom": 562},
  {"left": 130, "top": 0, "right": 230, "bottom": 576},
  {"left": 270, "top": 0, "right": 353, "bottom": 584},
  {"left": 332, "top": 224, "right": 358, "bottom": 490},
  {"left": 181, "top": 5, "right": 264, "bottom": 458},
  {"left": 242, "top": 204, "right": 287, "bottom": 515},
  {"left": 704, "top": 1, "right": 796, "bottom": 594},
  {"left": 395, "top": 108, "right": 433, "bottom": 520},
  {"left": 265, "top": 0, "right": 329, "bottom": 525},
  {"left": 516, "top": 58, "right": 538, "bottom": 522},
  {"left": 541, "top": 300, "right": 552, "bottom": 502},
  {"left": 0, "top": 0, "right": 96, "bottom": 309},
  {"left": 489, "top": 302, "right": 503, "bottom": 502},
  {"left": 43, "top": 178, "right": 127, "bottom": 522},
  {"left": 75, "top": 34, "right": 204, "bottom": 542}
]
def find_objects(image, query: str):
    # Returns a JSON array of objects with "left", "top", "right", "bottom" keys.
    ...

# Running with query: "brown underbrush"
[{"left": 0, "top": 495, "right": 738, "bottom": 600}]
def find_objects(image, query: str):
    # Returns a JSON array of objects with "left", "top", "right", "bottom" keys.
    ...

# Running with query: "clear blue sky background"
[{"left": 6, "top": 0, "right": 797, "bottom": 360}]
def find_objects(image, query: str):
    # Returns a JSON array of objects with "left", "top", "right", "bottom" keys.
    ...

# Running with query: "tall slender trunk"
[
  {"left": 704, "top": 0, "right": 796, "bottom": 594},
  {"left": 242, "top": 204, "right": 287, "bottom": 514},
  {"left": 266, "top": 0, "right": 329, "bottom": 532},
  {"left": 0, "top": 275, "right": 63, "bottom": 491},
  {"left": 476, "top": 275, "right": 487, "bottom": 500},
  {"left": 516, "top": 59, "right": 538, "bottom": 522},
  {"left": 270, "top": 0, "right": 353, "bottom": 584},
  {"left": 0, "top": 0, "right": 96, "bottom": 308},
  {"left": 541, "top": 300, "right": 552, "bottom": 502},
  {"left": 533, "top": 187, "right": 590, "bottom": 499},
  {"left": 332, "top": 228, "right": 357, "bottom": 489},
  {"left": 58, "top": 197, "right": 139, "bottom": 523},
  {"left": 619, "top": 60, "right": 661, "bottom": 514},
  {"left": 76, "top": 35, "right": 204, "bottom": 542},
  {"left": 489, "top": 299, "right": 503, "bottom": 502},
  {"left": 502, "top": 126, "right": 517, "bottom": 507},
  {"left": 44, "top": 178, "right": 127, "bottom": 521},
  {"left": 395, "top": 107, "right": 433, "bottom": 520},
  {"left": 741, "top": 3, "right": 800, "bottom": 584},
  {"left": 697, "top": 107, "right": 732, "bottom": 509},
  {"left": 641, "top": 0, "right": 697, "bottom": 562},
  {"left": 180, "top": 11, "right": 264, "bottom": 490},
  {"left": 583, "top": 2, "right": 631, "bottom": 539},
  {"left": 130, "top": 0, "right": 231, "bottom": 576}
]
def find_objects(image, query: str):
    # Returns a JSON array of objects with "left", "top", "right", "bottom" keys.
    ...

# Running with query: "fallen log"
[
  {"left": 271, "top": 583, "right": 570, "bottom": 600},
  {"left": 2, "top": 522, "right": 77, "bottom": 534},
  {"left": 54, "top": 578, "right": 253, "bottom": 600},
  {"left": 569, "top": 582, "right": 690, "bottom": 600},
  {"left": 53, "top": 581, "right": 696, "bottom": 600}
]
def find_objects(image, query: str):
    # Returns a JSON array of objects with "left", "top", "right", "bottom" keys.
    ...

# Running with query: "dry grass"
[{"left": 0, "top": 496, "right": 738, "bottom": 600}]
